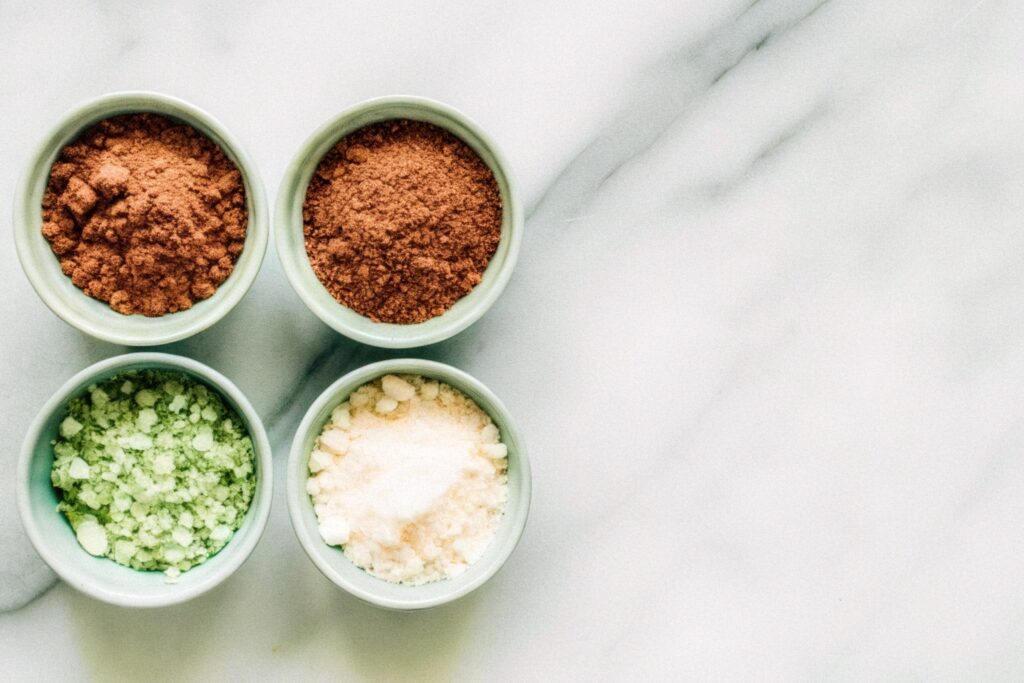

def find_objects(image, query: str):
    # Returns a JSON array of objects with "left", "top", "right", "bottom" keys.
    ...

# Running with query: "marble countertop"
[{"left": 3, "top": 0, "right": 1024, "bottom": 679}]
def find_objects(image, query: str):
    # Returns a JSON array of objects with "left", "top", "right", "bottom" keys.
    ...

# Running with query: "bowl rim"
[
  {"left": 12, "top": 90, "right": 269, "bottom": 346},
  {"left": 275, "top": 94, "right": 523, "bottom": 349},
  {"left": 286, "top": 358, "right": 532, "bottom": 610},
  {"left": 17, "top": 352, "right": 274, "bottom": 608}
]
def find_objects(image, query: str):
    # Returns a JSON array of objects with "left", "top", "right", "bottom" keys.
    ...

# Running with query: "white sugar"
[{"left": 308, "top": 374, "right": 508, "bottom": 584}]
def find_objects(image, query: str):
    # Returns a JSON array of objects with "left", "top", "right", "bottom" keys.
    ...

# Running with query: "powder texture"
[
  {"left": 307, "top": 374, "right": 508, "bottom": 585},
  {"left": 50, "top": 370, "right": 256, "bottom": 580},
  {"left": 303, "top": 119, "right": 502, "bottom": 324},
  {"left": 41, "top": 113, "right": 247, "bottom": 317}
]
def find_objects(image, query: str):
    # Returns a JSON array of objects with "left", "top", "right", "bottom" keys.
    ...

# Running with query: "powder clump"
[
  {"left": 41, "top": 113, "right": 247, "bottom": 317},
  {"left": 50, "top": 369, "right": 257, "bottom": 580},
  {"left": 302, "top": 119, "right": 502, "bottom": 324},
  {"left": 307, "top": 374, "right": 509, "bottom": 584}
]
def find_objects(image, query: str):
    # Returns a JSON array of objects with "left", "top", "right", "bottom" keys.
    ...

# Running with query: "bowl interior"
[
  {"left": 15, "top": 92, "right": 267, "bottom": 346},
  {"left": 288, "top": 360, "right": 531, "bottom": 610},
  {"left": 20, "top": 354, "right": 272, "bottom": 607},
  {"left": 276, "top": 97, "right": 522, "bottom": 348}
]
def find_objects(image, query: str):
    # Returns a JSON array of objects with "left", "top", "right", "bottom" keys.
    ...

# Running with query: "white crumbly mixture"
[{"left": 307, "top": 374, "right": 509, "bottom": 584}]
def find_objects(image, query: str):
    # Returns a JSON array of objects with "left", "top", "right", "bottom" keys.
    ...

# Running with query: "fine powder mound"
[
  {"left": 307, "top": 374, "right": 509, "bottom": 585},
  {"left": 302, "top": 119, "right": 503, "bottom": 324},
  {"left": 41, "top": 113, "right": 247, "bottom": 317}
]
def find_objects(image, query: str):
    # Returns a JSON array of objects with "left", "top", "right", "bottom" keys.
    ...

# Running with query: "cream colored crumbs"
[{"left": 306, "top": 374, "right": 509, "bottom": 585}]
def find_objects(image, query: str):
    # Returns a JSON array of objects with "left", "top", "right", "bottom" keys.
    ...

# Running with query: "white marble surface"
[{"left": 3, "top": 0, "right": 1024, "bottom": 679}]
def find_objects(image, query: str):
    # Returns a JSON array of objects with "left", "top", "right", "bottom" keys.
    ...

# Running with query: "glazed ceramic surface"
[
  {"left": 287, "top": 359, "right": 530, "bottom": 610},
  {"left": 2, "top": 0, "right": 1024, "bottom": 679},
  {"left": 13, "top": 91, "right": 268, "bottom": 346},
  {"left": 18, "top": 353, "right": 273, "bottom": 607},
  {"left": 276, "top": 96, "right": 522, "bottom": 348}
]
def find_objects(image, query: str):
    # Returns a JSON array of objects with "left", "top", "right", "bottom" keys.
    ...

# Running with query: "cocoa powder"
[
  {"left": 302, "top": 119, "right": 502, "bottom": 324},
  {"left": 41, "top": 113, "right": 247, "bottom": 317}
]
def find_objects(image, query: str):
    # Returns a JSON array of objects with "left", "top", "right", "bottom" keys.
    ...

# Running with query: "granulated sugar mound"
[{"left": 306, "top": 374, "right": 509, "bottom": 585}]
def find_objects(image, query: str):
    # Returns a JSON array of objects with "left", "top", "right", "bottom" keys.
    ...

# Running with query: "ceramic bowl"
[
  {"left": 13, "top": 91, "right": 268, "bottom": 346},
  {"left": 287, "top": 359, "right": 531, "bottom": 610},
  {"left": 275, "top": 95, "right": 523, "bottom": 348},
  {"left": 17, "top": 352, "right": 273, "bottom": 607}
]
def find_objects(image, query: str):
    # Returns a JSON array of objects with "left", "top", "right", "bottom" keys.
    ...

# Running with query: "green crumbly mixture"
[{"left": 51, "top": 369, "right": 256, "bottom": 580}]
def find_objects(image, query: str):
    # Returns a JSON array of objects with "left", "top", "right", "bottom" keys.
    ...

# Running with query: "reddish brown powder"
[
  {"left": 41, "top": 113, "right": 247, "bottom": 317},
  {"left": 302, "top": 119, "right": 502, "bottom": 324}
]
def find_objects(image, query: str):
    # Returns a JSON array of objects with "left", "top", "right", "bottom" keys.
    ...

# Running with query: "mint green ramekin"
[
  {"left": 275, "top": 96, "right": 523, "bottom": 348},
  {"left": 17, "top": 353, "right": 273, "bottom": 607},
  {"left": 13, "top": 92, "right": 268, "bottom": 346},
  {"left": 287, "top": 359, "right": 531, "bottom": 610}
]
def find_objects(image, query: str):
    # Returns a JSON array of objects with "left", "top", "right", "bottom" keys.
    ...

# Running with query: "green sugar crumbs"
[{"left": 50, "top": 369, "right": 256, "bottom": 581}]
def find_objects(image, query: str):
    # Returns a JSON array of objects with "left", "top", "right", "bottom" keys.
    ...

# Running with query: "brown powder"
[
  {"left": 302, "top": 119, "right": 502, "bottom": 324},
  {"left": 41, "top": 113, "right": 247, "bottom": 317}
]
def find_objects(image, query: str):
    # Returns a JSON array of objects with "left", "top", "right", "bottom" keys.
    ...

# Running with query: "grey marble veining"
[{"left": 3, "top": 0, "right": 1024, "bottom": 679}]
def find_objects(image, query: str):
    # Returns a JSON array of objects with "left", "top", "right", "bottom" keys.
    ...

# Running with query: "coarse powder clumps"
[
  {"left": 307, "top": 374, "right": 509, "bottom": 585},
  {"left": 41, "top": 113, "right": 248, "bottom": 317},
  {"left": 302, "top": 119, "right": 503, "bottom": 324},
  {"left": 50, "top": 370, "right": 257, "bottom": 581}
]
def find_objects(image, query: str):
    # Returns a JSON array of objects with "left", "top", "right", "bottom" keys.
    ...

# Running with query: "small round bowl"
[
  {"left": 287, "top": 359, "right": 531, "bottom": 610},
  {"left": 18, "top": 352, "right": 273, "bottom": 608},
  {"left": 276, "top": 96, "right": 523, "bottom": 349},
  {"left": 13, "top": 91, "right": 269, "bottom": 346}
]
